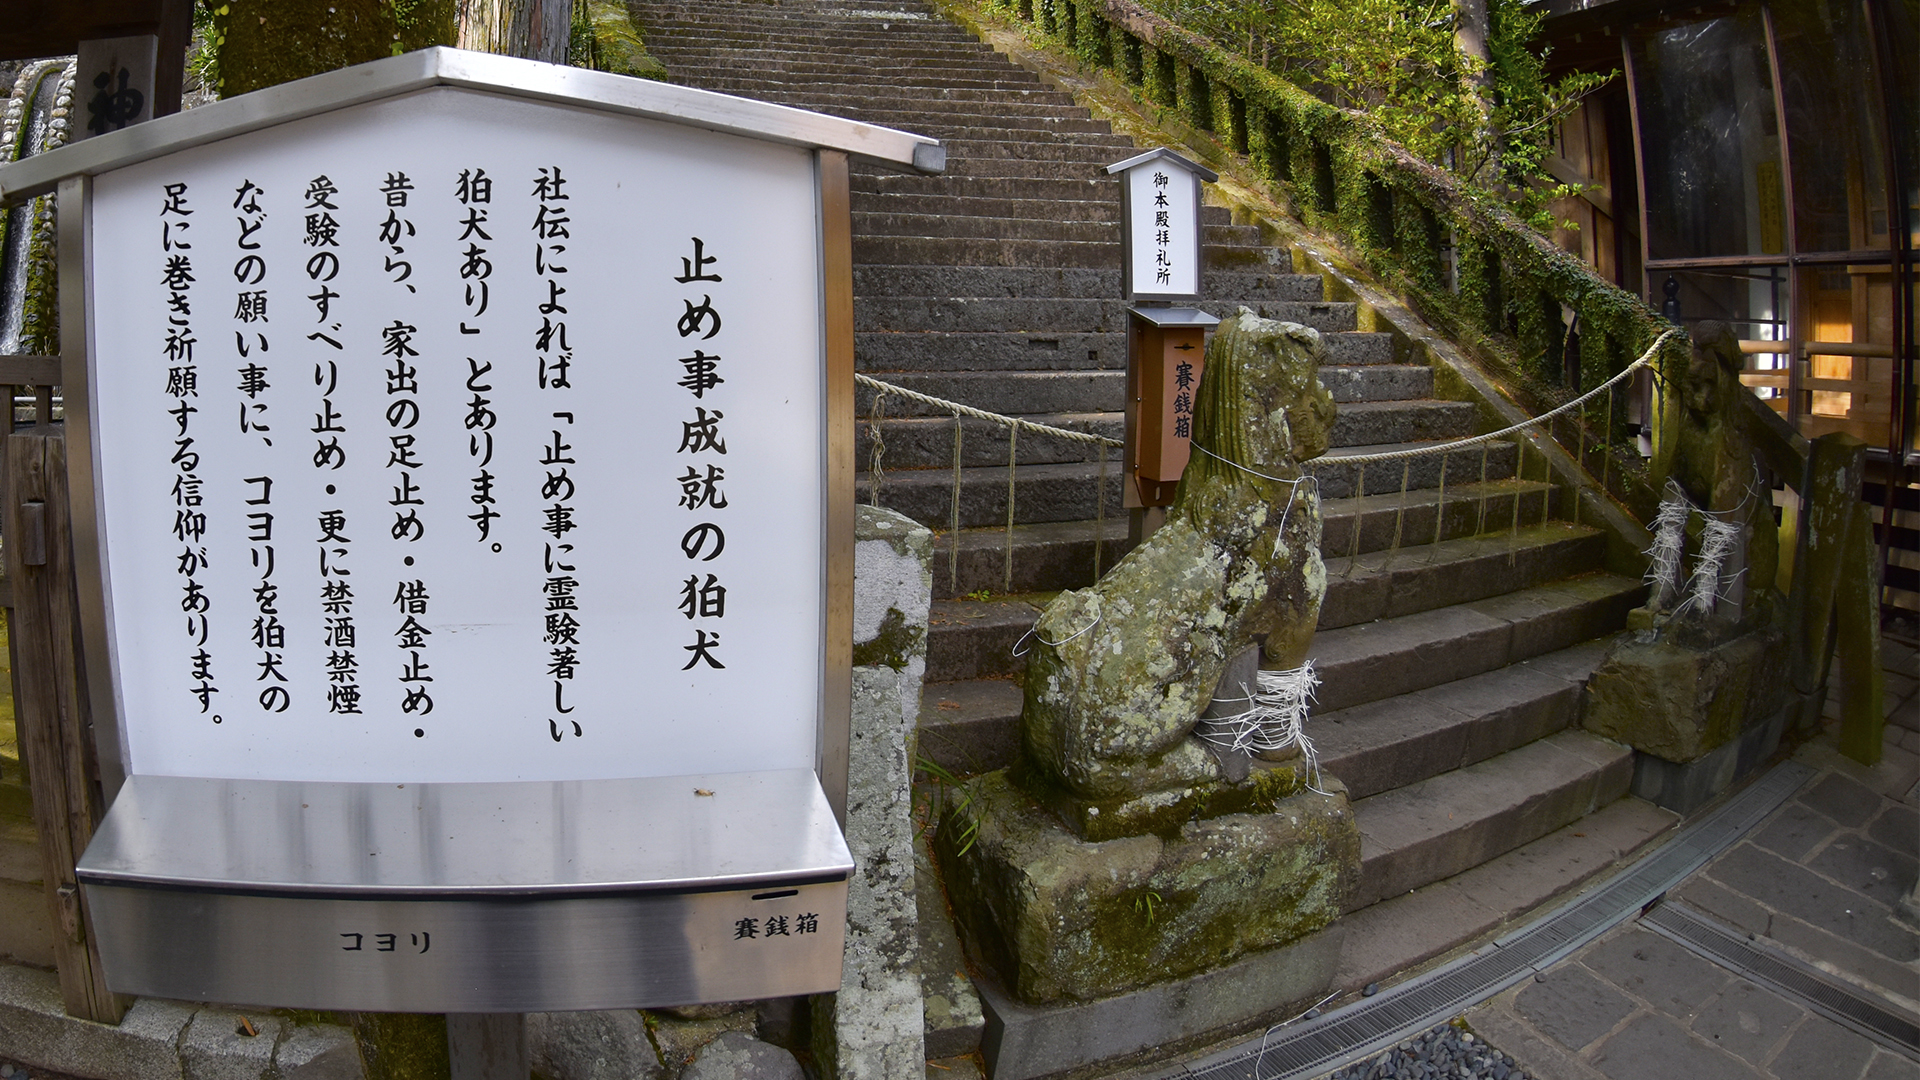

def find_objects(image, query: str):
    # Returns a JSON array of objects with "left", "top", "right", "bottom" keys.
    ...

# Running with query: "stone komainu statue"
[
  {"left": 1021, "top": 307, "right": 1337, "bottom": 802},
  {"left": 936, "top": 308, "right": 1360, "bottom": 1008}
]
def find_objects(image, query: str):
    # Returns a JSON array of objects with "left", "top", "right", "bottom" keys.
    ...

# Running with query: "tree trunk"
[
  {"left": 1452, "top": 0, "right": 1500, "bottom": 182},
  {"left": 457, "top": 0, "right": 575, "bottom": 64}
]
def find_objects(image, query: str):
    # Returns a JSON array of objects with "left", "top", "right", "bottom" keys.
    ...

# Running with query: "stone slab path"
[
  {"left": 1465, "top": 728, "right": 1918, "bottom": 1080},
  {"left": 1092, "top": 635, "right": 1918, "bottom": 1080}
]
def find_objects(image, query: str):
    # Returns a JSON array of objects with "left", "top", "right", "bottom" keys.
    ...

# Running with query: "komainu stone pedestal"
[
  {"left": 1584, "top": 621, "right": 1790, "bottom": 814},
  {"left": 940, "top": 766, "right": 1356, "bottom": 1004},
  {"left": 1584, "top": 322, "right": 1796, "bottom": 814}
]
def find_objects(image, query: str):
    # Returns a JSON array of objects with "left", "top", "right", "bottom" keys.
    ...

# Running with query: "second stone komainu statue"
[{"left": 938, "top": 309, "right": 1362, "bottom": 1007}]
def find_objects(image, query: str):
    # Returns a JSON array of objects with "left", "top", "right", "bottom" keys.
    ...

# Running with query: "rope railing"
[
  {"left": 860, "top": 328, "right": 1678, "bottom": 596},
  {"left": 858, "top": 372, "right": 1124, "bottom": 594}
]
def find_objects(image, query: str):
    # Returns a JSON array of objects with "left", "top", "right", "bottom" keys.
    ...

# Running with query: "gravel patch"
[{"left": 1321, "top": 1021, "right": 1533, "bottom": 1080}]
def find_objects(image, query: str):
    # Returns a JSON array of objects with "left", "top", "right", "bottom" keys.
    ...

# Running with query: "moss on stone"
[
  {"left": 938, "top": 769, "right": 1358, "bottom": 1004},
  {"left": 1017, "top": 754, "right": 1314, "bottom": 841},
  {"left": 351, "top": 1012, "right": 450, "bottom": 1080},
  {"left": 581, "top": 0, "right": 668, "bottom": 79},
  {"left": 851, "top": 607, "right": 925, "bottom": 672},
  {"left": 212, "top": 0, "right": 456, "bottom": 98}
]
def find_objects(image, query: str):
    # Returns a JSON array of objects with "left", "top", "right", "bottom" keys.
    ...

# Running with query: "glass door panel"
[{"left": 1632, "top": 13, "right": 1786, "bottom": 260}]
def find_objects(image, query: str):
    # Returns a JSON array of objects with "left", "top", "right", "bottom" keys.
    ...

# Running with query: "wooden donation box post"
[
  {"left": 1107, "top": 149, "right": 1219, "bottom": 516},
  {"left": 0, "top": 48, "right": 942, "bottom": 1013}
]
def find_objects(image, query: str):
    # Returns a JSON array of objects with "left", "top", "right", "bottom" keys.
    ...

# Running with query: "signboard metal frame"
[{"left": 3, "top": 46, "right": 942, "bottom": 1012}]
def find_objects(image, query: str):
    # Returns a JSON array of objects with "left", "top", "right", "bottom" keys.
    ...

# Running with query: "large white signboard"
[{"left": 88, "top": 87, "right": 826, "bottom": 784}]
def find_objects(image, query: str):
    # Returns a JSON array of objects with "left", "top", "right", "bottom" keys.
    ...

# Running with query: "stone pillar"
[{"left": 812, "top": 506, "right": 933, "bottom": 1079}]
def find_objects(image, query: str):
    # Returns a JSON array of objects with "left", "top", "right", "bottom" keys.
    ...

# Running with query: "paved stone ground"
[{"left": 1464, "top": 635, "right": 1920, "bottom": 1080}]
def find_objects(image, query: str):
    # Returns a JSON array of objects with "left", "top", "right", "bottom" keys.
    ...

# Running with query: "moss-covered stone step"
[
  {"left": 1345, "top": 729, "right": 1634, "bottom": 911},
  {"left": 918, "top": 677, "right": 1025, "bottom": 777},
  {"left": 1313, "top": 640, "right": 1609, "bottom": 800},
  {"left": 1317, "top": 521, "right": 1608, "bottom": 630},
  {"left": 924, "top": 597, "right": 1044, "bottom": 683},
  {"left": 1306, "top": 571, "right": 1644, "bottom": 714}
]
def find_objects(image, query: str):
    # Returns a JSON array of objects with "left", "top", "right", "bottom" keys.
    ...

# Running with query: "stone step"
[
  {"left": 925, "top": 597, "right": 1044, "bottom": 683},
  {"left": 851, "top": 213, "right": 1257, "bottom": 246},
  {"left": 919, "top": 677, "right": 1025, "bottom": 778},
  {"left": 1343, "top": 729, "right": 1635, "bottom": 911},
  {"left": 853, "top": 192, "right": 1126, "bottom": 223},
  {"left": 812, "top": 109, "right": 1124, "bottom": 137},
  {"left": 857, "top": 411, "right": 1120, "bottom": 469},
  {"left": 851, "top": 234, "right": 1283, "bottom": 270},
  {"left": 854, "top": 174, "right": 1117, "bottom": 203},
  {"left": 854, "top": 296, "right": 1352, "bottom": 335},
  {"left": 704, "top": 81, "right": 1081, "bottom": 108},
  {"left": 1307, "top": 571, "right": 1645, "bottom": 714},
  {"left": 1331, "top": 796, "right": 1677, "bottom": 996},
  {"left": 859, "top": 434, "right": 1525, "bottom": 530},
  {"left": 859, "top": 460, "right": 1105, "bottom": 529},
  {"left": 910, "top": 476, "right": 1558, "bottom": 608},
  {"left": 1317, "top": 365, "right": 1432, "bottom": 403},
  {"left": 1320, "top": 477, "right": 1558, "bottom": 560},
  {"left": 1317, "top": 521, "right": 1609, "bottom": 631},
  {"left": 851, "top": 390, "right": 1464, "bottom": 472},
  {"left": 1315, "top": 640, "right": 1609, "bottom": 800},
  {"left": 915, "top": 520, "right": 1603, "bottom": 678},
  {"left": 855, "top": 156, "right": 1136, "bottom": 182},
  {"left": 940, "top": 137, "right": 1142, "bottom": 163},
  {"left": 910, "top": 551, "right": 1609, "bottom": 779},
  {"left": 1328, "top": 397, "right": 1476, "bottom": 445},
  {"left": 853, "top": 328, "right": 1389, "bottom": 372},
  {"left": 928, "top": 517, "right": 1131, "bottom": 599},
  {"left": 857, "top": 370, "right": 1121, "bottom": 414},
  {"left": 850, "top": 265, "right": 1317, "bottom": 301},
  {"left": 1307, "top": 437, "right": 1530, "bottom": 500},
  {"left": 648, "top": 36, "right": 998, "bottom": 57},
  {"left": 749, "top": 93, "right": 1105, "bottom": 123},
  {"left": 654, "top": 56, "right": 1050, "bottom": 80}
]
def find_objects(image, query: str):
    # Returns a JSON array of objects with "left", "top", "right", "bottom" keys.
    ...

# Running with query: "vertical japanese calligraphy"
[
  {"left": 161, "top": 181, "right": 217, "bottom": 716},
  {"left": 88, "top": 92, "right": 828, "bottom": 783},
  {"left": 673, "top": 236, "right": 727, "bottom": 675},
  {"left": 531, "top": 166, "right": 582, "bottom": 742},
  {"left": 1151, "top": 169, "right": 1173, "bottom": 287}
]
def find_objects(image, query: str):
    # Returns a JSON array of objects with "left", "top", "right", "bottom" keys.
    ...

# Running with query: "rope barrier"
[
  {"left": 855, "top": 374, "right": 1125, "bottom": 447},
  {"left": 1328, "top": 328, "right": 1681, "bottom": 467}
]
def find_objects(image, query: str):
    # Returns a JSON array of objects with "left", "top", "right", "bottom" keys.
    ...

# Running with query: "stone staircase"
[{"left": 630, "top": 0, "right": 1668, "bottom": 1064}]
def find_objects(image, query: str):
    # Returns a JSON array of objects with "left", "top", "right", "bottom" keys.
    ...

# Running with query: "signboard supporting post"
[
  {"left": 447, "top": 1014, "right": 529, "bottom": 1080},
  {"left": 3, "top": 426, "right": 128, "bottom": 1024}
]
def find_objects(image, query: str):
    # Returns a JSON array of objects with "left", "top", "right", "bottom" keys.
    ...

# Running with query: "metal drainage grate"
[
  {"left": 1175, "top": 760, "right": 1816, "bottom": 1080},
  {"left": 1643, "top": 900, "right": 1920, "bottom": 1057}
]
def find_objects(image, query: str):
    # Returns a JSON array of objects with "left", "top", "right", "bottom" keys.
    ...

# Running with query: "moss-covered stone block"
[
  {"left": 939, "top": 770, "right": 1358, "bottom": 1005},
  {"left": 1020, "top": 753, "right": 1317, "bottom": 842},
  {"left": 351, "top": 1012, "right": 450, "bottom": 1080},
  {"left": 1583, "top": 626, "right": 1786, "bottom": 763},
  {"left": 213, "top": 0, "right": 456, "bottom": 98},
  {"left": 583, "top": 0, "right": 667, "bottom": 79}
]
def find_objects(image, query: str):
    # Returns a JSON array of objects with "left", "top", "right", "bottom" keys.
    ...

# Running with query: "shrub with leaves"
[{"left": 1143, "top": 0, "right": 1608, "bottom": 230}]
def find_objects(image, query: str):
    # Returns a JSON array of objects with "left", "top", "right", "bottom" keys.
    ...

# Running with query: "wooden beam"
[
  {"left": 0, "top": 1, "right": 174, "bottom": 60},
  {"left": 0, "top": 355, "right": 63, "bottom": 386},
  {"left": 4, "top": 431, "right": 128, "bottom": 1023}
]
